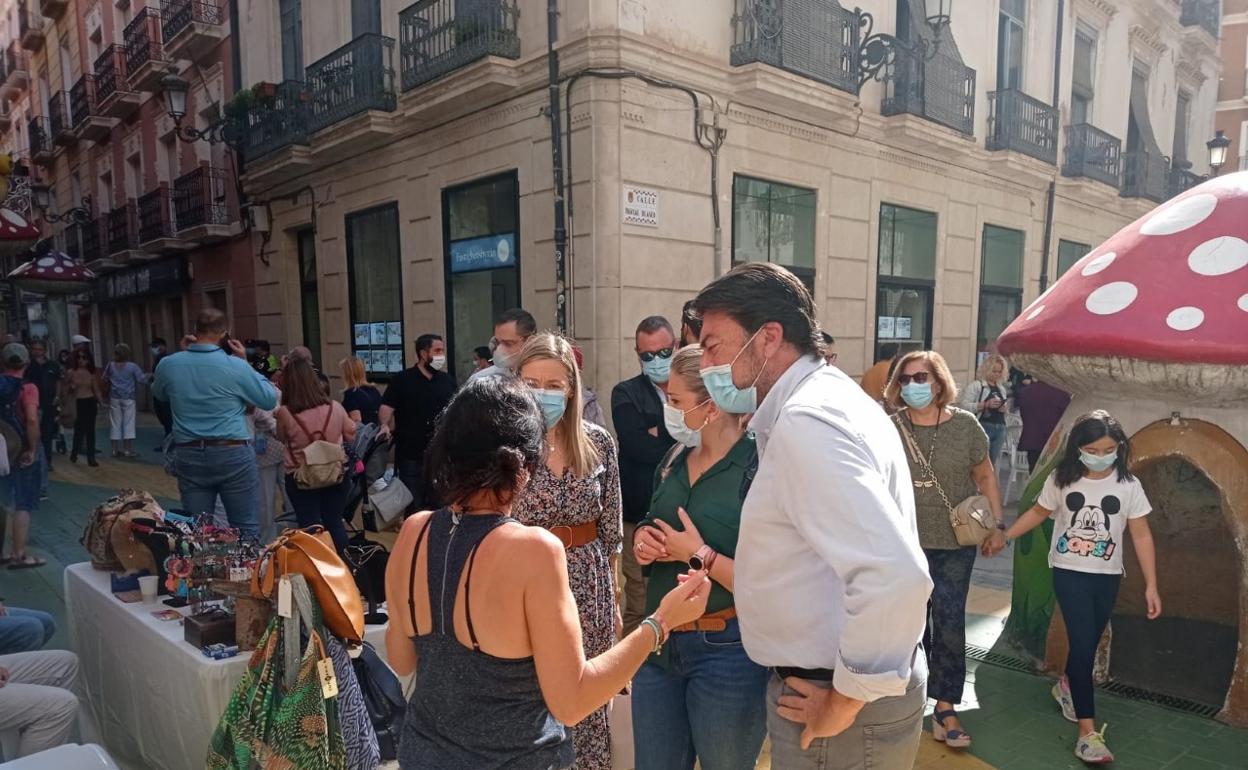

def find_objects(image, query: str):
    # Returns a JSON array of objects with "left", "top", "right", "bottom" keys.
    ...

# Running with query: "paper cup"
[{"left": 139, "top": 575, "right": 159, "bottom": 603}]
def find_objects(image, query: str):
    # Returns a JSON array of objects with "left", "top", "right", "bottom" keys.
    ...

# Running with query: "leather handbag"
[
  {"left": 351, "top": 641, "right": 406, "bottom": 762},
  {"left": 251, "top": 527, "right": 365, "bottom": 643},
  {"left": 367, "top": 476, "right": 412, "bottom": 530},
  {"left": 895, "top": 417, "right": 997, "bottom": 546},
  {"left": 81, "top": 489, "right": 163, "bottom": 571}
]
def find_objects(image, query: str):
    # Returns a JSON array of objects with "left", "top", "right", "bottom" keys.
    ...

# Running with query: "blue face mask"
[
  {"left": 699, "top": 328, "right": 768, "bottom": 415},
  {"left": 663, "top": 400, "right": 712, "bottom": 448},
  {"left": 642, "top": 355, "right": 672, "bottom": 384},
  {"left": 533, "top": 389, "right": 568, "bottom": 429},
  {"left": 901, "top": 382, "right": 934, "bottom": 409},
  {"left": 1080, "top": 449, "right": 1117, "bottom": 473}
]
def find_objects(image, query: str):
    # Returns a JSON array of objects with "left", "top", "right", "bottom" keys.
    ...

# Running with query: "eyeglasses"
[
  {"left": 638, "top": 348, "right": 673, "bottom": 363},
  {"left": 897, "top": 372, "right": 931, "bottom": 385}
]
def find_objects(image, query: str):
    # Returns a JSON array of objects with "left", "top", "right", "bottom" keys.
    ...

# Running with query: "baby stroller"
[{"left": 342, "top": 422, "right": 393, "bottom": 535}]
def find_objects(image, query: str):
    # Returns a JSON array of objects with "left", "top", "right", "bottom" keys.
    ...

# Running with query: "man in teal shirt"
[{"left": 153, "top": 309, "right": 277, "bottom": 541}]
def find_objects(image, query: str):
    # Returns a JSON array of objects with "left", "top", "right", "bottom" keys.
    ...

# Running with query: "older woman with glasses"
[{"left": 884, "top": 351, "right": 1005, "bottom": 750}]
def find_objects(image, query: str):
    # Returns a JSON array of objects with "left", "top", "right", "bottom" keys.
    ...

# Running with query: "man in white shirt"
[{"left": 692, "top": 263, "right": 932, "bottom": 769}]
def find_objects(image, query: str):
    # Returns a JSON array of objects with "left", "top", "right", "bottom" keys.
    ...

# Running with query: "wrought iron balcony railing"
[
  {"left": 94, "top": 45, "right": 125, "bottom": 104},
  {"left": 399, "top": 0, "right": 519, "bottom": 91},
  {"left": 173, "top": 165, "right": 231, "bottom": 229},
  {"left": 238, "top": 80, "right": 309, "bottom": 162},
  {"left": 987, "top": 89, "right": 1057, "bottom": 165},
  {"left": 1121, "top": 148, "right": 1168, "bottom": 203},
  {"left": 305, "top": 33, "right": 397, "bottom": 134},
  {"left": 70, "top": 75, "right": 99, "bottom": 127},
  {"left": 124, "top": 7, "right": 163, "bottom": 77},
  {"left": 729, "top": 0, "right": 860, "bottom": 96},
  {"left": 161, "top": 0, "right": 223, "bottom": 43},
  {"left": 107, "top": 205, "right": 137, "bottom": 255},
  {"left": 1062, "top": 123, "right": 1122, "bottom": 188},
  {"left": 6, "top": 44, "right": 29, "bottom": 78},
  {"left": 1166, "top": 165, "right": 1203, "bottom": 200},
  {"left": 81, "top": 218, "right": 103, "bottom": 263},
  {"left": 138, "top": 187, "right": 176, "bottom": 243},
  {"left": 48, "top": 90, "right": 71, "bottom": 139},
  {"left": 881, "top": 43, "right": 975, "bottom": 135},
  {"left": 61, "top": 222, "right": 83, "bottom": 261},
  {"left": 1180, "top": 0, "right": 1219, "bottom": 38},
  {"left": 18, "top": 4, "right": 42, "bottom": 49},
  {"left": 28, "top": 116, "right": 50, "bottom": 157}
]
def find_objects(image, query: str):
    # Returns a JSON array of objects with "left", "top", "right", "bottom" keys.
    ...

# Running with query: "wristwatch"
[{"left": 688, "top": 544, "right": 718, "bottom": 572}]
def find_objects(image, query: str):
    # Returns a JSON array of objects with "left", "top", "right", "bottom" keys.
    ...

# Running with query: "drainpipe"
[
  {"left": 547, "top": 0, "right": 569, "bottom": 334},
  {"left": 1039, "top": 0, "right": 1065, "bottom": 293}
]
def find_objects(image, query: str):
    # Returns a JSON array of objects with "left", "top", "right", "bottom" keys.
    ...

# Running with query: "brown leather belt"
[
  {"left": 176, "top": 439, "right": 249, "bottom": 448},
  {"left": 546, "top": 521, "right": 598, "bottom": 549},
  {"left": 672, "top": 607, "right": 737, "bottom": 634}
]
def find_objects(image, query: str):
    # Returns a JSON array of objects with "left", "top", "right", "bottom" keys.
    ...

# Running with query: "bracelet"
[{"left": 639, "top": 617, "right": 664, "bottom": 654}]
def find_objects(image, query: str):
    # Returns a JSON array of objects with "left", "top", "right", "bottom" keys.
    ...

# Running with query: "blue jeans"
[
  {"left": 0, "top": 607, "right": 56, "bottom": 654},
  {"left": 284, "top": 475, "right": 351, "bottom": 553},
  {"left": 981, "top": 421, "right": 1007, "bottom": 466},
  {"left": 0, "top": 451, "right": 44, "bottom": 513},
  {"left": 631, "top": 618, "right": 768, "bottom": 770},
  {"left": 174, "top": 443, "right": 260, "bottom": 541}
]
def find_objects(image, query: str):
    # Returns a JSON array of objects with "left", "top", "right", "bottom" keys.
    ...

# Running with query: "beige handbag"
[{"left": 896, "top": 417, "right": 997, "bottom": 546}]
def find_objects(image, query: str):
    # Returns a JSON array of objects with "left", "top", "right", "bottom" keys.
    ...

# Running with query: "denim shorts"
[{"left": 0, "top": 451, "right": 44, "bottom": 512}]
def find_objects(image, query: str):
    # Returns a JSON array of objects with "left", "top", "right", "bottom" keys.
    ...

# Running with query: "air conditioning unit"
[{"left": 243, "top": 204, "right": 270, "bottom": 233}]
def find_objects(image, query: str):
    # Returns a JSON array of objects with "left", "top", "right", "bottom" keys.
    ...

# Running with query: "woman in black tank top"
[{"left": 385, "top": 375, "right": 712, "bottom": 770}]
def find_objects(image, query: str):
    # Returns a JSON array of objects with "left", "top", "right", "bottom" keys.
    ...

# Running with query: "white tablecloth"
[{"left": 65, "top": 562, "right": 389, "bottom": 770}]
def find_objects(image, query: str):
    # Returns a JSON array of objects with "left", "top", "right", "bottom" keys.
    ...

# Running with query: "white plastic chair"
[{"left": 1002, "top": 414, "right": 1031, "bottom": 502}]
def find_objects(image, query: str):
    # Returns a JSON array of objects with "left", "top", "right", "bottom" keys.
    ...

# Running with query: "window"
[
  {"left": 1056, "top": 239, "right": 1089, "bottom": 278},
  {"left": 997, "top": 0, "right": 1025, "bottom": 90},
  {"left": 731, "top": 175, "right": 817, "bottom": 294},
  {"left": 279, "top": 0, "right": 303, "bottom": 82},
  {"left": 876, "top": 204, "right": 937, "bottom": 360},
  {"left": 351, "top": 0, "right": 381, "bottom": 37},
  {"left": 205, "top": 288, "right": 228, "bottom": 320},
  {"left": 297, "top": 229, "right": 320, "bottom": 367},
  {"left": 444, "top": 172, "right": 520, "bottom": 380},
  {"left": 1173, "top": 91, "right": 1191, "bottom": 164},
  {"left": 1071, "top": 25, "right": 1097, "bottom": 125},
  {"left": 977, "top": 225, "right": 1025, "bottom": 352},
  {"left": 347, "top": 204, "right": 403, "bottom": 379},
  {"left": 125, "top": 153, "right": 141, "bottom": 201}
]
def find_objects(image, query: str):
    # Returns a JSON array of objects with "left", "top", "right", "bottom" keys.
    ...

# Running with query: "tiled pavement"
[{"left": 5, "top": 417, "right": 1247, "bottom": 769}]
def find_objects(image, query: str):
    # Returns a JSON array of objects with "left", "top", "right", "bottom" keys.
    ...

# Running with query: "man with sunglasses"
[{"left": 610, "top": 315, "right": 677, "bottom": 635}]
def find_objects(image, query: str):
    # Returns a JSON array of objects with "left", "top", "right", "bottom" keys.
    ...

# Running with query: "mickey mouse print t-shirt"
[{"left": 1038, "top": 473, "right": 1151, "bottom": 575}]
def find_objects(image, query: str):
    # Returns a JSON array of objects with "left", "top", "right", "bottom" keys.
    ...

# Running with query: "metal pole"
[
  {"left": 1039, "top": 0, "right": 1065, "bottom": 294},
  {"left": 547, "top": 0, "right": 568, "bottom": 334}
]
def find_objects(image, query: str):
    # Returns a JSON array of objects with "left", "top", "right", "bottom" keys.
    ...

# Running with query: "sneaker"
[
  {"left": 1075, "top": 725, "right": 1114, "bottom": 764},
  {"left": 1052, "top": 677, "right": 1077, "bottom": 723}
]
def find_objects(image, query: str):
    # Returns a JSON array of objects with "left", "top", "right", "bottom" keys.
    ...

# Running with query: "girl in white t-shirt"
[{"left": 998, "top": 410, "right": 1161, "bottom": 765}]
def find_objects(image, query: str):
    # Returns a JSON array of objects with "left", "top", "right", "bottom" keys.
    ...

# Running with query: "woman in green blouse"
[{"left": 630, "top": 345, "right": 766, "bottom": 770}]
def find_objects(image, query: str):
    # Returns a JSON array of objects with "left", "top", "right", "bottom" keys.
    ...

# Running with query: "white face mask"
[
  {"left": 430, "top": 355, "right": 447, "bottom": 372},
  {"left": 663, "top": 399, "right": 712, "bottom": 448}
]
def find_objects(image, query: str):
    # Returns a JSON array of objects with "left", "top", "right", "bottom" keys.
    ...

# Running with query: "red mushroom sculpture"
[
  {"left": 0, "top": 206, "right": 43, "bottom": 260},
  {"left": 998, "top": 171, "right": 1248, "bottom": 726},
  {"left": 7, "top": 243, "right": 96, "bottom": 294}
]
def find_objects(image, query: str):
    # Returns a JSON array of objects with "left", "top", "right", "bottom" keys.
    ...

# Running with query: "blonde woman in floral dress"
[{"left": 513, "top": 333, "right": 623, "bottom": 770}]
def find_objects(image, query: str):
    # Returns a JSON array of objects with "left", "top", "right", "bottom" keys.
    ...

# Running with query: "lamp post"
[
  {"left": 1206, "top": 130, "right": 1230, "bottom": 177},
  {"left": 161, "top": 74, "right": 241, "bottom": 147},
  {"left": 858, "top": 0, "right": 954, "bottom": 87},
  {"left": 30, "top": 183, "right": 93, "bottom": 225}
]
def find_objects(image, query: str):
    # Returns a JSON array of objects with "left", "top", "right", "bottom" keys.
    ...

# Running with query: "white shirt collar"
[{"left": 751, "top": 355, "right": 825, "bottom": 451}]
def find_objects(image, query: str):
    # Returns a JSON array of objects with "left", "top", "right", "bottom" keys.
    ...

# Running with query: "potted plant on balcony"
[{"left": 253, "top": 81, "right": 278, "bottom": 99}]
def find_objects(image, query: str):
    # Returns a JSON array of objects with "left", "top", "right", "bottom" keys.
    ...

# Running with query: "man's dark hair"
[
  {"left": 195, "top": 308, "right": 227, "bottom": 335},
  {"left": 256, "top": 340, "right": 271, "bottom": 353},
  {"left": 495, "top": 308, "right": 536, "bottom": 337},
  {"left": 820, "top": 332, "right": 835, "bottom": 346},
  {"left": 634, "top": 315, "right": 674, "bottom": 340},
  {"left": 691, "top": 263, "right": 821, "bottom": 356},
  {"left": 473, "top": 345, "right": 492, "bottom": 361},
  {"left": 878, "top": 343, "right": 900, "bottom": 362},
  {"left": 415, "top": 334, "right": 443, "bottom": 356},
  {"left": 150, "top": 337, "right": 166, "bottom": 347},
  {"left": 426, "top": 376, "right": 545, "bottom": 507},
  {"left": 681, "top": 300, "right": 702, "bottom": 338}
]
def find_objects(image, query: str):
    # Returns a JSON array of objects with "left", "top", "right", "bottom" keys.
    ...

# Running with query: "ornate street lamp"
[
  {"left": 1206, "top": 130, "right": 1231, "bottom": 177},
  {"left": 858, "top": 0, "right": 955, "bottom": 87},
  {"left": 161, "top": 73, "right": 241, "bottom": 147},
  {"left": 30, "top": 182, "right": 92, "bottom": 225}
]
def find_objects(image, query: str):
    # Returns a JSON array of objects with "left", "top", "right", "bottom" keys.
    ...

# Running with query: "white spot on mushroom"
[
  {"left": 36, "top": 257, "right": 55, "bottom": 267},
  {"left": 1138, "top": 193, "right": 1218, "bottom": 236},
  {"left": 1026, "top": 305, "right": 1045, "bottom": 321},
  {"left": 53, "top": 266, "right": 64, "bottom": 273},
  {"left": 1080, "top": 252, "right": 1116, "bottom": 276},
  {"left": 1187, "top": 236, "right": 1248, "bottom": 277},
  {"left": 1239, "top": 294, "right": 1248, "bottom": 313},
  {"left": 1085, "top": 282, "right": 1138, "bottom": 315},
  {"left": 1166, "top": 306, "right": 1204, "bottom": 331},
  {"left": 0, "top": 209, "right": 25, "bottom": 227}
]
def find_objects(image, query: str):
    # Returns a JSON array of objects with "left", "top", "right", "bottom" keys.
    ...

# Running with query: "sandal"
[
  {"left": 7, "top": 554, "right": 48, "bottom": 570},
  {"left": 932, "top": 709, "right": 972, "bottom": 749}
]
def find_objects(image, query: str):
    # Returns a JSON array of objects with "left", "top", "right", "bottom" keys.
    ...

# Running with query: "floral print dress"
[{"left": 513, "top": 422, "right": 623, "bottom": 770}]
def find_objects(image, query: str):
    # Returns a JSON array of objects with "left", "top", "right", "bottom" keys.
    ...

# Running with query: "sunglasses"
[
  {"left": 638, "top": 348, "right": 674, "bottom": 363},
  {"left": 897, "top": 372, "right": 931, "bottom": 385}
]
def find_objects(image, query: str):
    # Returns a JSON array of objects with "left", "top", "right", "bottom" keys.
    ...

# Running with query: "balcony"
[
  {"left": 305, "top": 33, "right": 397, "bottom": 135},
  {"left": 4, "top": 45, "right": 30, "bottom": 95},
  {"left": 71, "top": 75, "right": 118, "bottom": 141},
  {"left": 1167, "top": 164, "right": 1203, "bottom": 200},
  {"left": 987, "top": 89, "right": 1057, "bottom": 165},
  {"left": 28, "top": 117, "right": 53, "bottom": 166},
  {"left": 49, "top": 91, "right": 76, "bottom": 147},
  {"left": 60, "top": 222, "right": 83, "bottom": 261},
  {"left": 124, "top": 7, "right": 167, "bottom": 91},
  {"left": 399, "top": 0, "right": 519, "bottom": 91},
  {"left": 1062, "top": 123, "right": 1122, "bottom": 189},
  {"left": 42, "top": 0, "right": 71, "bottom": 19},
  {"left": 0, "top": 104, "right": 10, "bottom": 132},
  {"left": 1180, "top": 0, "right": 1218, "bottom": 39},
  {"left": 1121, "top": 148, "right": 1168, "bottom": 203},
  {"left": 81, "top": 217, "right": 116, "bottom": 272},
  {"left": 19, "top": 6, "right": 44, "bottom": 52},
  {"left": 729, "top": 0, "right": 860, "bottom": 96},
  {"left": 881, "top": 44, "right": 975, "bottom": 136},
  {"left": 106, "top": 204, "right": 142, "bottom": 261},
  {"left": 162, "top": 0, "right": 226, "bottom": 61},
  {"left": 94, "top": 45, "right": 141, "bottom": 119},
  {"left": 238, "top": 80, "right": 309, "bottom": 164},
  {"left": 173, "top": 165, "right": 236, "bottom": 242},
  {"left": 138, "top": 186, "right": 190, "bottom": 254}
]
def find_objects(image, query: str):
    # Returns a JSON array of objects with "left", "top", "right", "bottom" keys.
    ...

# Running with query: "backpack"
[
  {"left": 292, "top": 406, "right": 348, "bottom": 490},
  {"left": 0, "top": 375, "right": 27, "bottom": 467}
]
